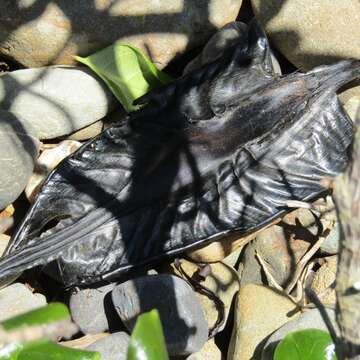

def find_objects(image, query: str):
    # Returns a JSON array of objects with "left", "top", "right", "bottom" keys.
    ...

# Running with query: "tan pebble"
[
  {"left": 187, "top": 338, "right": 222, "bottom": 360},
  {"left": 228, "top": 284, "right": 299, "bottom": 360}
]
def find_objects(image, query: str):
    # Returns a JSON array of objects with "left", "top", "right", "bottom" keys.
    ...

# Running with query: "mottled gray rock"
[
  {"left": 0, "top": 0, "right": 242, "bottom": 69},
  {"left": 70, "top": 283, "right": 117, "bottom": 335},
  {"left": 0, "top": 283, "right": 46, "bottom": 321},
  {"left": 0, "top": 114, "right": 39, "bottom": 210},
  {"left": 86, "top": 332, "right": 130, "bottom": 360},
  {"left": 239, "top": 242, "right": 263, "bottom": 287},
  {"left": 321, "top": 222, "right": 340, "bottom": 254},
  {"left": 240, "top": 206, "right": 330, "bottom": 288},
  {"left": 112, "top": 274, "right": 208, "bottom": 356},
  {"left": 261, "top": 308, "right": 336, "bottom": 360},
  {"left": 0, "top": 66, "right": 117, "bottom": 139},
  {"left": 184, "top": 22, "right": 281, "bottom": 75}
]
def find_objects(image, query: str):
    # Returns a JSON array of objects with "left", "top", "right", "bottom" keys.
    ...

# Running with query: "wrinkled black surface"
[{"left": 0, "top": 22, "right": 358, "bottom": 286}]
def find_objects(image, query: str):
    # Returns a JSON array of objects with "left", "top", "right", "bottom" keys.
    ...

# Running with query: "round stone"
[
  {"left": 0, "top": 0, "right": 243, "bottom": 69},
  {"left": 0, "top": 114, "right": 39, "bottom": 210},
  {"left": 251, "top": 0, "right": 360, "bottom": 71},
  {"left": 112, "top": 274, "right": 208, "bottom": 356}
]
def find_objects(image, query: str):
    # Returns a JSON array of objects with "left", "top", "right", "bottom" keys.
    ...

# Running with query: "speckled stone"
[
  {"left": 0, "top": 66, "right": 116, "bottom": 140},
  {"left": 0, "top": 114, "right": 39, "bottom": 210},
  {"left": 0, "top": 0, "right": 242, "bottom": 69},
  {"left": 112, "top": 274, "right": 208, "bottom": 356},
  {"left": 0, "top": 283, "right": 47, "bottom": 321},
  {"left": 70, "top": 283, "right": 117, "bottom": 335},
  {"left": 251, "top": 0, "right": 360, "bottom": 71}
]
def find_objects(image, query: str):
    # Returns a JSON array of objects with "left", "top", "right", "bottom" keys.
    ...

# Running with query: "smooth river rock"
[
  {"left": 0, "top": 0, "right": 242, "bottom": 69},
  {"left": 0, "top": 282, "right": 47, "bottom": 321},
  {"left": 0, "top": 114, "right": 39, "bottom": 210},
  {"left": 112, "top": 274, "right": 208, "bottom": 356},
  {"left": 0, "top": 66, "right": 117, "bottom": 139},
  {"left": 251, "top": 0, "right": 360, "bottom": 71},
  {"left": 228, "top": 284, "right": 299, "bottom": 360},
  {"left": 70, "top": 283, "right": 117, "bottom": 335},
  {"left": 86, "top": 332, "right": 130, "bottom": 360},
  {"left": 240, "top": 209, "right": 315, "bottom": 288}
]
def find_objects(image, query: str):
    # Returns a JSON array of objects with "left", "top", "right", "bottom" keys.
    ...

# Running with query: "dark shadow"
[{"left": 103, "top": 290, "right": 126, "bottom": 333}]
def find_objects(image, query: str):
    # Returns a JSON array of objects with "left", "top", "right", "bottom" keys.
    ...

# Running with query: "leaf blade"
[
  {"left": 75, "top": 43, "right": 171, "bottom": 112},
  {"left": 127, "top": 309, "right": 169, "bottom": 360},
  {"left": 274, "top": 329, "right": 337, "bottom": 360},
  {"left": 1, "top": 303, "right": 70, "bottom": 331}
]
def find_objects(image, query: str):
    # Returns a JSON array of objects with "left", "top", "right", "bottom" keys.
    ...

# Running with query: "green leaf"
[
  {"left": 1, "top": 303, "right": 70, "bottom": 331},
  {"left": 274, "top": 329, "right": 337, "bottom": 360},
  {"left": 127, "top": 309, "right": 169, "bottom": 360},
  {"left": 0, "top": 303, "right": 87, "bottom": 360},
  {"left": 75, "top": 44, "right": 172, "bottom": 112},
  {"left": 17, "top": 341, "right": 100, "bottom": 360},
  {"left": 0, "top": 340, "right": 100, "bottom": 360}
]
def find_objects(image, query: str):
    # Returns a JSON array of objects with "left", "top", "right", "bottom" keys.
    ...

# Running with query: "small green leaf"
[
  {"left": 75, "top": 44, "right": 172, "bottom": 112},
  {"left": 274, "top": 329, "right": 337, "bottom": 360},
  {"left": 127, "top": 309, "right": 169, "bottom": 360},
  {"left": 17, "top": 341, "right": 100, "bottom": 360},
  {"left": 1, "top": 303, "right": 70, "bottom": 331},
  {"left": 0, "top": 340, "right": 100, "bottom": 360}
]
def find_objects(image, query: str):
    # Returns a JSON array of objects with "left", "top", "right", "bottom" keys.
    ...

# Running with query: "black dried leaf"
[{"left": 0, "top": 22, "right": 358, "bottom": 286}]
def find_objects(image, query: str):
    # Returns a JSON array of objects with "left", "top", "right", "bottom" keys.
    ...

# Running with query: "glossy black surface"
[{"left": 0, "top": 22, "right": 358, "bottom": 286}]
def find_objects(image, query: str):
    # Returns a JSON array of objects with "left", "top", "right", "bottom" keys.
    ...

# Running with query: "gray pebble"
[
  {"left": 112, "top": 274, "right": 208, "bottom": 356},
  {"left": 0, "top": 66, "right": 117, "bottom": 139},
  {"left": 0, "top": 283, "right": 46, "bottom": 321},
  {"left": 70, "top": 283, "right": 117, "bottom": 335},
  {"left": 0, "top": 114, "right": 39, "bottom": 209},
  {"left": 321, "top": 222, "right": 340, "bottom": 255},
  {"left": 86, "top": 332, "right": 130, "bottom": 360}
]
